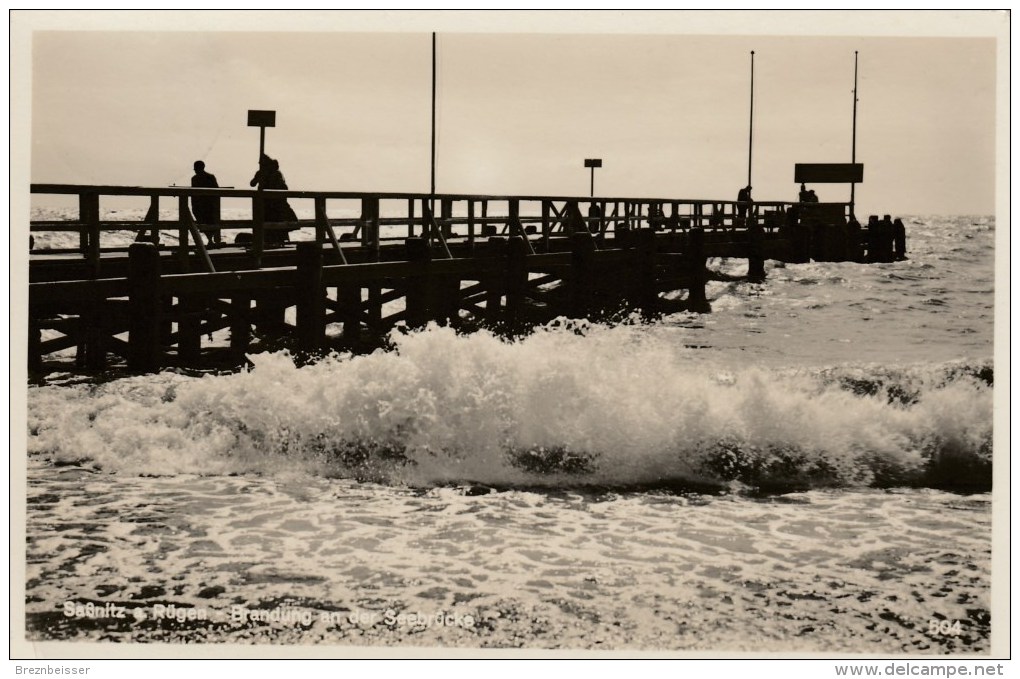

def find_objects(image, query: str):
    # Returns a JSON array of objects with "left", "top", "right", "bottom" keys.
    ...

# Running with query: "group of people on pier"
[{"left": 189, "top": 154, "right": 297, "bottom": 247}]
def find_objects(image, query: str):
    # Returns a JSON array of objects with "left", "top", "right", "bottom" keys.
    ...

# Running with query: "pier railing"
[{"left": 29, "top": 183, "right": 835, "bottom": 274}]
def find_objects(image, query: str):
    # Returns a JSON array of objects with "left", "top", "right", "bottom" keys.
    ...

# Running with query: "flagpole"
[
  {"left": 747, "top": 50, "right": 755, "bottom": 189},
  {"left": 850, "top": 50, "right": 858, "bottom": 219},
  {"left": 430, "top": 31, "right": 437, "bottom": 214}
]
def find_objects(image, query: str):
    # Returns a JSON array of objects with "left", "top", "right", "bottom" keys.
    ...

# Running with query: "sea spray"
[{"left": 27, "top": 322, "right": 993, "bottom": 490}]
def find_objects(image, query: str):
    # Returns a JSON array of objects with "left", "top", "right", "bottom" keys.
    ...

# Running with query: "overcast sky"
[{"left": 18, "top": 11, "right": 1005, "bottom": 216}]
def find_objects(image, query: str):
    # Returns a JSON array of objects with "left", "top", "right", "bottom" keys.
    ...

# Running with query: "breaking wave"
[{"left": 26, "top": 323, "right": 993, "bottom": 492}]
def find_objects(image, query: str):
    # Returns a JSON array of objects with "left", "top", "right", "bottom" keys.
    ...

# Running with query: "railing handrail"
[{"left": 29, "top": 183, "right": 842, "bottom": 210}]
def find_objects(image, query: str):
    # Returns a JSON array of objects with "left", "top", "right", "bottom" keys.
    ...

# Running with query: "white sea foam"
[{"left": 27, "top": 322, "right": 992, "bottom": 490}]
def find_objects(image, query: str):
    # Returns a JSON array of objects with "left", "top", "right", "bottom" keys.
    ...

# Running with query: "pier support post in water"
[
  {"left": 634, "top": 228, "right": 658, "bottom": 315},
  {"left": 505, "top": 236, "right": 529, "bottom": 331},
  {"left": 296, "top": 241, "right": 326, "bottom": 352},
  {"left": 784, "top": 214, "right": 811, "bottom": 264},
  {"left": 179, "top": 294, "right": 203, "bottom": 365},
  {"left": 405, "top": 237, "right": 431, "bottom": 329},
  {"left": 28, "top": 319, "right": 42, "bottom": 373},
  {"left": 485, "top": 237, "right": 506, "bottom": 322},
  {"left": 339, "top": 284, "right": 361, "bottom": 345},
  {"left": 230, "top": 295, "right": 251, "bottom": 354},
  {"left": 128, "top": 242, "right": 162, "bottom": 372},
  {"left": 747, "top": 218, "right": 766, "bottom": 281},
  {"left": 570, "top": 231, "right": 596, "bottom": 318},
  {"left": 893, "top": 219, "right": 907, "bottom": 260},
  {"left": 686, "top": 226, "right": 711, "bottom": 313}
]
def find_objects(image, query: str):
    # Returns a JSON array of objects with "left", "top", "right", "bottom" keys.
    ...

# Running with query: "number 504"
[{"left": 929, "top": 619, "right": 963, "bottom": 636}]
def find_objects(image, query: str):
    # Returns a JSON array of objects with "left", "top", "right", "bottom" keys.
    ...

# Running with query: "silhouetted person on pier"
[
  {"left": 805, "top": 189, "right": 819, "bottom": 203},
  {"left": 191, "top": 161, "right": 221, "bottom": 245},
  {"left": 587, "top": 202, "right": 603, "bottom": 234},
  {"left": 250, "top": 154, "right": 297, "bottom": 246},
  {"left": 737, "top": 185, "right": 752, "bottom": 219},
  {"left": 799, "top": 183, "right": 811, "bottom": 203}
]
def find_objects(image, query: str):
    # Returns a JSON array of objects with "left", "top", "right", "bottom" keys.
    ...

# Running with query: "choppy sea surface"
[{"left": 23, "top": 213, "right": 996, "bottom": 652}]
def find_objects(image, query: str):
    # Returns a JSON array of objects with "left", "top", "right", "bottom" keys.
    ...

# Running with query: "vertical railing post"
[
  {"left": 176, "top": 195, "right": 191, "bottom": 273},
  {"left": 79, "top": 191, "right": 101, "bottom": 276},
  {"left": 441, "top": 197, "right": 453, "bottom": 240},
  {"left": 252, "top": 193, "right": 265, "bottom": 269},
  {"left": 128, "top": 242, "right": 162, "bottom": 372},
  {"left": 361, "top": 197, "right": 380, "bottom": 259},
  {"left": 314, "top": 197, "right": 327, "bottom": 245},
  {"left": 420, "top": 198, "right": 432, "bottom": 247},
  {"left": 541, "top": 201, "right": 551, "bottom": 251},
  {"left": 296, "top": 241, "right": 325, "bottom": 353},
  {"left": 467, "top": 200, "right": 475, "bottom": 249}
]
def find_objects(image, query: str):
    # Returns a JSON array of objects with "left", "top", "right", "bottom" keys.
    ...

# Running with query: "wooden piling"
[
  {"left": 79, "top": 302, "right": 107, "bottom": 370},
  {"left": 367, "top": 286, "right": 383, "bottom": 335},
  {"left": 485, "top": 237, "right": 506, "bottom": 322},
  {"left": 230, "top": 295, "right": 250, "bottom": 354},
  {"left": 846, "top": 219, "right": 864, "bottom": 263},
  {"left": 634, "top": 228, "right": 657, "bottom": 315},
  {"left": 179, "top": 294, "right": 202, "bottom": 364},
  {"left": 296, "top": 241, "right": 325, "bottom": 352},
  {"left": 255, "top": 293, "right": 287, "bottom": 337},
  {"left": 686, "top": 226, "right": 711, "bottom": 313},
  {"left": 405, "top": 237, "right": 431, "bottom": 329},
  {"left": 893, "top": 219, "right": 907, "bottom": 260},
  {"left": 128, "top": 242, "right": 162, "bottom": 372},
  {"left": 339, "top": 284, "right": 361, "bottom": 344},
  {"left": 28, "top": 320, "right": 42, "bottom": 373},
  {"left": 786, "top": 215, "right": 811, "bottom": 264},
  {"left": 505, "top": 236, "right": 529, "bottom": 330},
  {"left": 570, "top": 231, "right": 596, "bottom": 318},
  {"left": 747, "top": 218, "right": 766, "bottom": 281}
]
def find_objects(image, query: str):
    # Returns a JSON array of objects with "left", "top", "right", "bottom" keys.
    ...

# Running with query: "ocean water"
[{"left": 23, "top": 213, "right": 996, "bottom": 652}]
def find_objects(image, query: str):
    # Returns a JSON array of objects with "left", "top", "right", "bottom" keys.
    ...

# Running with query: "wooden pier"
[{"left": 27, "top": 184, "right": 898, "bottom": 373}]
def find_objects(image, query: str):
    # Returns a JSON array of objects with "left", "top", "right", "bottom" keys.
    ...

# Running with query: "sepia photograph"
[{"left": 10, "top": 10, "right": 1008, "bottom": 663}]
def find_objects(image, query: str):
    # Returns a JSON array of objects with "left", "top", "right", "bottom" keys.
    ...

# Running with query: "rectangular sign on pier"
[{"left": 795, "top": 163, "right": 863, "bottom": 183}]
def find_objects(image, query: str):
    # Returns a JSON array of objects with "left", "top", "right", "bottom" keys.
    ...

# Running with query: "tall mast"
[
  {"left": 430, "top": 31, "right": 437, "bottom": 212},
  {"left": 747, "top": 50, "right": 755, "bottom": 189},
  {"left": 850, "top": 50, "right": 859, "bottom": 219}
]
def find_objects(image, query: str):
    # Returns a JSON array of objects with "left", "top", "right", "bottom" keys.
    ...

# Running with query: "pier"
[{"left": 27, "top": 183, "right": 897, "bottom": 373}]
